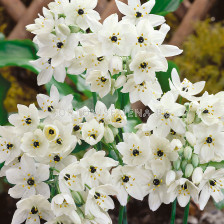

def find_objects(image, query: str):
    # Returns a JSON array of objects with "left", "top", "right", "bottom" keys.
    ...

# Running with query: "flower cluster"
[
  {"left": 1, "top": 0, "right": 224, "bottom": 223},
  {"left": 27, "top": 0, "right": 182, "bottom": 105}
]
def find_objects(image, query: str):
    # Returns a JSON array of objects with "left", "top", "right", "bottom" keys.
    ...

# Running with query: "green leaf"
[
  {"left": 123, "top": 112, "right": 142, "bottom": 133},
  {"left": 200, "top": 161, "right": 224, "bottom": 171},
  {"left": 156, "top": 61, "right": 179, "bottom": 93},
  {"left": 68, "top": 74, "right": 92, "bottom": 98},
  {"left": 45, "top": 78, "right": 82, "bottom": 103},
  {"left": 151, "top": 0, "right": 183, "bottom": 15},
  {"left": 0, "top": 39, "right": 38, "bottom": 73},
  {"left": 0, "top": 74, "right": 11, "bottom": 125},
  {"left": 72, "top": 141, "right": 90, "bottom": 154}
]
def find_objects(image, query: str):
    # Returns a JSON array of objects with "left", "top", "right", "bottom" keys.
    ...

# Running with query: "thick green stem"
[
  {"left": 119, "top": 206, "right": 125, "bottom": 224},
  {"left": 183, "top": 201, "right": 190, "bottom": 224},
  {"left": 170, "top": 198, "right": 177, "bottom": 224},
  {"left": 123, "top": 206, "right": 128, "bottom": 224}
]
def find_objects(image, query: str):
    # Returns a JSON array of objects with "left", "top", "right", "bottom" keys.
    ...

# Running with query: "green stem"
[
  {"left": 92, "top": 92, "right": 102, "bottom": 151},
  {"left": 123, "top": 206, "right": 128, "bottom": 224},
  {"left": 183, "top": 201, "right": 190, "bottom": 224},
  {"left": 170, "top": 198, "right": 177, "bottom": 224},
  {"left": 92, "top": 92, "right": 97, "bottom": 106},
  {"left": 119, "top": 206, "right": 124, "bottom": 224}
]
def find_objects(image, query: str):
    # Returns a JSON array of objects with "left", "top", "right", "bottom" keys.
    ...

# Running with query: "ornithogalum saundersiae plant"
[{"left": 1, "top": 0, "right": 224, "bottom": 224}]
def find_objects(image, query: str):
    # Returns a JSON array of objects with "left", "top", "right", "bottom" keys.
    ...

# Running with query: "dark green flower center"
[
  {"left": 164, "top": 113, "right": 170, "bottom": 119},
  {"left": 153, "top": 179, "right": 160, "bottom": 186},
  {"left": 78, "top": 9, "right": 84, "bottom": 15},
  {"left": 206, "top": 137, "right": 213, "bottom": 144},
  {"left": 111, "top": 36, "right": 118, "bottom": 42},
  {"left": 136, "top": 12, "right": 142, "bottom": 18},
  {"left": 133, "top": 149, "right": 140, "bottom": 156},
  {"left": 27, "top": 178, "right": 35, "bottom": 186},
  {"left": 90, "top": 166, "right": 97, "bottom": 173},
  {"left": 57, "top": 42, "right": 64, "bottom": 49},
  {"left": 138, "top": 36, "right": 144, "bottom": 43},
  {"left": 25, "top": 118, "right": 32, "bottom": 124},
  {"left": 122, "top": 175, "right": 129, "bottom": 183}
]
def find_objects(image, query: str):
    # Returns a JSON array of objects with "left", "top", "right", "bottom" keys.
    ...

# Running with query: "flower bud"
[
  {"left": 115, "top": 74, "right": 126, "bottom": 89},
  {"left": 71, "top": 191, "right": 84, "bottom": 205},
  {"left": 192, "top": 154, "right": 199, "bottom": 167},
  {"left": 69, "top": 25, "right": 81, "bottom": 33},
  {"left": 166, "top": 170, "right": 176, "bottom": 186},
  {"left": 189, "top": 101, "right": 198, "bottom": 112},
  {"left": 104, "top": 126, "right": 114, "bottom": 143},
  {"left": 185, "top": 164, "right": 194, "bottom": 178},
  {"left": 186, "top": 111, "right": 195, "bottom": 124},
  {"left": 173, "top": 159, "right": 181, "bottom": 170},
  {"left": 185, "top": 132, "right": 196, "bottom": 146},
  {"left": 110, "top": 125, "right": 118, "bottom": 136},
  {"left": 109, "top": 56, "right": 123, "bottom": 75},
  {"left": 58, "top": 24, "right": 71, "bottom": 36},
  {"left": 192, "top": 167, "right": 203, "bottom": 185},
  {"left": 184, "top": 146, "right": 192, "bottom": 160},
  {"left": 181, "top": 160, "right": 188, "bottom": 171}
]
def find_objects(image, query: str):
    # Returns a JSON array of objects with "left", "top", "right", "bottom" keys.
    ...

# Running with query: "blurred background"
[{"left": 0, "top": 0, "right": 224, "bottom": 223}]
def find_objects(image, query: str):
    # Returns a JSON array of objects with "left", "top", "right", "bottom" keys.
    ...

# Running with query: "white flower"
[
  {"left": 121, "top": 74, "right": 162, "bottom": 105},
  {"left": 6, "top": 155, "right": 50, "bottom": 199},
  {"left": 12, "top": 194, "right": 53, "bottom": 224},
  {"left": 37, "top": 84, "right": 73, "bottom": 123},
  {"left": 71, "top": 106, "right": 89, "bottom": 144},
  {"left": 111, "top": 165, "right": 148, "bottom": 206},
  {"left": 199, "top": 167, "right": 224, "bottom": 210},
  {"left": 85, "top": 184, "right": 117, "bottom": 222},
  {"left": 146, "top": 134, "right": 178, "bottom": 176},
  {"left": 26, "top": 7, "right": 55, "bottom": 35},
  {"left": 145, "top": 91, "right": 186, "bottom": 137},
  {"left": 168, "top": 178, "right": 199, "bottom": 207},
  {"left": 8, "top": 104, "right": 40, "bottom": 133},
  {"left": 21, "top": 129, "right": 49, "bottom": 158},
  {"left": 59, "top": 162, "right": 83, "bottom": 193},
  {"left": 86, "top": 70, "right": 111, "bottom": 98},
  {"left": 82, "top": 119, "right": 104, "bottom": 145},
  {"left": 0, "top": 126, "right": 21, "bottom": 165},
  {"left": 79, "top": 148, "right": 118, "bottom": 188},
  {"left": 48, "top": 0, "right": 70, "bottom": 14},
  {"left": 37, "top": 30, "right": 78, "bottom": 67},
  {"left": 0, "top": 155, "right": 21, "bottom": 177},
  {"left": 169, "top": 69, "right": 205, "bottom": 101},
  {"left": 147, "top": 171, "right": 172, "bottom": 211},
  {"left": 196, "top": 92, "right": 224, "bottom": 125},
  {"left": 108, "top": 104, "right": 127, "bottom": 128},
  {"left": 109, "top": 56, "right": 123, "bottom": 75},
  {"left": 51, "top": 193, "right": 81, "bottom": 224},
  {"left": 115, "top": 0, "right": 165, "bottom": 27},
  {"left": 46, "top": 215, "right": 75, "bottom": 224},
  {"left": 117, "top": 133, "right": 150, "bottom": 166},
  {"left": 64, "top": 0, "right": 100, "bottom": 30},
  {"left": 135, "top": 123, "right": 153, "bottom": 138},
  {"left": 31, "top": 57, "right": 66, "bottom": 85},
  {"left": 193, "top": 123, "right": 224, "bottom": 163},
  {"left": 192, "top": 167, "right": 203, "bottom": 185},
  {"left": 86, "top": 101, "right": 110, "bottom": 125},
  {"left": 97, "top": 14, "right": 136, "bottom": 57},
  {"left": 37, "top": 150, "right": 77, "bottom": 174},
  {"left": 47, "top": 121, "right": 77, "bottom": 154},
  {"left": 129, "top": 49, "right": 168, "bottom": 84}
]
